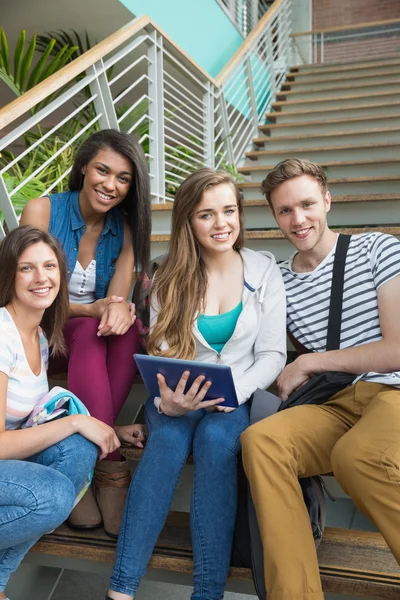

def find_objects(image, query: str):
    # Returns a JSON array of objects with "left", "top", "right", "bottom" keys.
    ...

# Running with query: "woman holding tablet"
[{"left": 107, "top": 168, "right": 286, "bottom": 600}]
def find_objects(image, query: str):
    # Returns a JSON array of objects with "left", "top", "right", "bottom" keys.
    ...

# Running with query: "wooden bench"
[{"left": 29, "top": 442, "right": 400, "bottom": 599}]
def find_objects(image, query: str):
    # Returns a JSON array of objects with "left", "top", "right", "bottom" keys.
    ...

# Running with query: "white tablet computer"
[{"left": 134, "top": 354, "right": 239, "bottom": 408}]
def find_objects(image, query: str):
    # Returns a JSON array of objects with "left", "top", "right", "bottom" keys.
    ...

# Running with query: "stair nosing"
[
  {"left": 253, "top": 126, "right": 400, "bottom": 144},
  {"left": 288, "top": 62, "right": 400, "bottom": 77},
  {"left": 278, "top": 80, "right": 400, "bottom": 96},
  {"left": 239, "top": 176, "right": 400, "bottom": 189},
  {"left": 238, "top": 159, "right": 400, "bottom": 174},
  {"left": 273, "top": 90, "right": 400, "bottom": 106},
  {"left": 238, "top": 194, "right": 400, "bottom": 204},
  {"left": 259, "top": 113, "right": 400, "bottom": 132},
  {"left": 152, "top": 225, "right": 400, "bottom": 242},
  {"left": 286, "top": 69, "right": 400, "bottom": 85},
  {"left": 246, "top": 141, "right": 400, "bottom": 157},
  {"left": 265, "top": 101, "right": 400, "bottom": 120}
]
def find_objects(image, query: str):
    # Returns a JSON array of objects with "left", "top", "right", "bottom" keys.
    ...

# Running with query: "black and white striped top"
[{"left": 280, "top": 232, "right": 400, "bottom": 387}]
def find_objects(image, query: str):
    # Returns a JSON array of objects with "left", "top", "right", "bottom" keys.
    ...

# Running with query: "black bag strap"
[{"left": 326, "top": 234, "right": 351, "bottom": 351}]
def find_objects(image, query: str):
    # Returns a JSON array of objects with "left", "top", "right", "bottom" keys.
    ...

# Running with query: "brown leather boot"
[
  {"left": 95, "top": 460, "right": 131, "bottom": 538},
  {"left": 68, "top": 485, "right": 102, "bottom": 529}
]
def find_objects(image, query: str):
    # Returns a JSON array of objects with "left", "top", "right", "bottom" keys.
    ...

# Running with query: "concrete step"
[
  {"left": 240, "top": 176, "right": 400, "bottom": 199},
  {"left": 288, "top": 63, "right": 400, "bottom": 80},
  {"left": 246, "top": 142, "right": 400, "bottom": 164},
  {"left": 283, "top": 70, "right": 400, "bottom": 90},
  {"left": 252, "top": 126, "right": 400, "bottom": 150},
  {"left": 260, "top": 114, "right": 400, "bottom": 137},
  {"left": 290, "top": 56, "right": 400, "bottom": 73},
  {"left": 150, "top": 225, "right": 400, "bottom": 262},
  {"left": 277, "top": 81, "right": 400, "bottom": 101},
  {"left": 273, "top": 90, "right": 400, "bottom": 112},
  {"left": 239, "top": 160, "right": 400, "bottom": 180},
  {"left": 151, "top": 195, "right": 400, "bottom": 234},
  {"left": 265, "top": 101, "right": 400, "bottom": 123}
]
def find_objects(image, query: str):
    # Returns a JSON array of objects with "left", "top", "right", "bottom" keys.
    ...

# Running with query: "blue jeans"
[
  {"left": 0, "top": 433, "right": 97, "bottom": 591},
  {"left": 110, "top": 398, "right": 250, "bottom": 599}
]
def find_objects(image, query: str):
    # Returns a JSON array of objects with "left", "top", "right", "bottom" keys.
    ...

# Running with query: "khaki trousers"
[{"left": 241, "top": 382, "right": 400, "bottom": 600}]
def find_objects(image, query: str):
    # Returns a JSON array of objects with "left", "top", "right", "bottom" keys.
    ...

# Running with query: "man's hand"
[
  {"left": 277, "top": 355, "right": 312, "bottom": 401},
  {"left": 157, "top": 371, "right": 223, "bottom": 417}
]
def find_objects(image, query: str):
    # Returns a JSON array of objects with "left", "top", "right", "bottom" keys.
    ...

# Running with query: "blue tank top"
[
  {"left": 197, "top": 302, "right": 243, "bottom": 354},
  {"left": 48, "top": 190, "right": 125, "bottom": 299}
]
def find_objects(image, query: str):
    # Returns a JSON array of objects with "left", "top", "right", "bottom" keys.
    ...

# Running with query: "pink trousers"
[{"left": 49, "top": 317, "right": 141, "bottom": 460}]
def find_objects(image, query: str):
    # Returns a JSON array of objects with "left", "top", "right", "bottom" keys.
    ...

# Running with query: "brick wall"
[{"left": 312, "top": 0, "right": 400, "bottom": 30}]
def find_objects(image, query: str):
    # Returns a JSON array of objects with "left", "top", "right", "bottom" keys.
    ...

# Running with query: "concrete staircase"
[{"left": 150, "top": 56, "right": 400, "bottom": 261}]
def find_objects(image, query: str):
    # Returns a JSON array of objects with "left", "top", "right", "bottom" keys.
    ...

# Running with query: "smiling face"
[
  {"left": 271, "top": 174, "right": 331, "bottom": 253},
  {"left": 190, "top": 183, "right": 240, "bottom": 256},
  {"left": 13, "top": 242, "right": 60, "bottom": 313},
  {"left": 80, "top": 146, "right": 133, "bottom": 214}
]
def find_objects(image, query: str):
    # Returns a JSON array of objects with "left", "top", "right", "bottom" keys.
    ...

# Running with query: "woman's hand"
[
  {"left": 98, "top": 300, "right": 134, "bottom": 336},
  {"left": 90, "top": 295, "right": 124, "bottom": 321},
  {"left": 72, "top": 415, "right": 120, "bottom": 459},
  {"left": 157, "top": 371, "right": 224, "bottom": 417},
  {"left": 115, "top": 424, "right": 147, "bottom": 449}
]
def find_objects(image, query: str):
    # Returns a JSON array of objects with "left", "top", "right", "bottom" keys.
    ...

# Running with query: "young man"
[{"left": 241, "top": 158, "right": 400, "bottom": 600}]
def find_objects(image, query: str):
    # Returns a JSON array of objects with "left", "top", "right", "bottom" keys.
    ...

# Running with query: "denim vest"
[{"left": 48, "top": 190, "right": 124, "bottom": 299}]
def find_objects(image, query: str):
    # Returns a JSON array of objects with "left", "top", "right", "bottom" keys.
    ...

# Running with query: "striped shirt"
[
  {"left": 280, "top": 232, "right": 400, "bottom": 387},
  {"left": 0, "top": 307, "right": 49, "bottom": 430}
]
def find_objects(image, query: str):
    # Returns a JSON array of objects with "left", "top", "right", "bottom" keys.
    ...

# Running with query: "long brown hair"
[
  {"left": 147, "top": 168, "right": 244, "bottom": 359},
  {"left": 69, "top": 129, "right": 151, "bottom": 291},
  {"left": 0, "top": 226, "right": 69, "bottom": 355}
]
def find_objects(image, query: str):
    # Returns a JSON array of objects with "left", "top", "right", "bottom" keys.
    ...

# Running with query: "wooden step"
[
  {"left": 285, "top": 68, "right": 400, "bottom": 86},
  {"left": 151, "top": 226, "right": 400, "bottom": 243},
  {"left": 252, "top": 126, "right": 400, "bottom": 147},
  {"left": 30, "top": 516, "right": 400, "bottom": 598},
  {"left": 290, "top": 56, "right": 400, "bottom": 73},
  {"left": 288, "top": 60, "right": 400, "bottom": 78},
  {"left": 265, "top": 101, "right": 400, "bottom": 122},
  {"left": 239, "top": 176, "right": 400, "bottom": 189},
  {"left": 238, "top": 159, "right": 400, "bottom": 175},
  {"left": 259, "top": 113, "right": 400, "bottom": 134},
  {"left": 238, "top": 194, "right": 400, "bottom": 206},
  {"left": 151, "top": 199, "right": 266, "bottom": 212},
  {"left": 277, "top": 80, "right": 400, "bottom": 99},
  {"left": 272, "top": 89, "right": 400, "bottom": 109},
  {"left": 246, "top": 142, "right": 400, "bottom": 160}
]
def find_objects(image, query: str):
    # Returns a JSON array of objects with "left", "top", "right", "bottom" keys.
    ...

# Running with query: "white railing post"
[
  {"left": 203, "top": 82, "right": 215, "bottom": 168},
  {"left": 147, "top": 30, "right": 165, "bottom": 203},
  {"left": 320, "top": 32, "right": 325, "bottom": 63},
  {"left": 87, "top": 60, "right": 119, "bottom": 130},
  {"left": 282, "top": 0, "right": 292, "bottom": 69},
  {"left": 265, "top": 28, "right": 277, "bottom": 97},
  {"left": 0, "top": 176, "right": 19, "bottom": 238},
  {"left": 219, "top": 92, "right": 235, "bottom": 166},
  {"left": 244, "top": 55, "right": 259, "bottom": 134}
]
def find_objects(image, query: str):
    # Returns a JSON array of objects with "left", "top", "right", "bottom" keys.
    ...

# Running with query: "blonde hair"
[
  {"left": 261, "top": 158, "right": 327, "bottom": 209},
  {"left": 147, "top": 168, "right": 244, "bottom": 360}
]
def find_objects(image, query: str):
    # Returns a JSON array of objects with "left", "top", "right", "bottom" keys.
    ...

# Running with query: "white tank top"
[{"left": 68, "top": 260, "right": 97, "bottom": 304}]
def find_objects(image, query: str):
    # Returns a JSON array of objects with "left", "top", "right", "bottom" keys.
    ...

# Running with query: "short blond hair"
[{"left": 261, "top": 158, "right": 327, "bottom": 208}]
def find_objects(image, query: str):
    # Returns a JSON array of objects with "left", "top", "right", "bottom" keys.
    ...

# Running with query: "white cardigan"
[{"left": 150, "top": 248, "right": 287, "bottom": 405}]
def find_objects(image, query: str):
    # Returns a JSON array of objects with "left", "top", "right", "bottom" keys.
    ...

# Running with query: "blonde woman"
[{"left": 106, "top": 169, "right": 287, "bottom": 600}]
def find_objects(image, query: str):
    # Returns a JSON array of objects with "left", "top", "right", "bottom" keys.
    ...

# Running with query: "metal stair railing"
[
  {"left": 291, "top": 18, "right": 400, "bottom": 65},
  {"left": 0, "top": 0, "right": 292, "bottom": 238}
]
